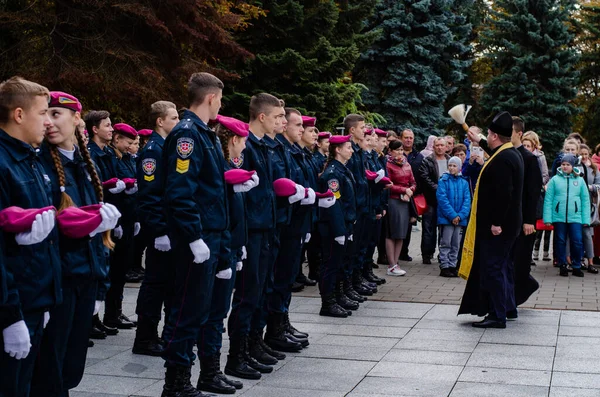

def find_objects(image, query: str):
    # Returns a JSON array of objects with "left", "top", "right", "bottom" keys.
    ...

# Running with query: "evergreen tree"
[
  {"left": 479, "top": 0, "right": 579, "bottom": 156},
  {"left": 354, "top": 0, "right": 472, "bottom": 145},
  {"left": 225, "top": 0, "right": 377, "bottom": 130}
]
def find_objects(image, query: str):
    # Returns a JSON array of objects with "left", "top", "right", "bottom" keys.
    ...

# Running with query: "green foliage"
[{"left": 479, "top": 0, "right": 579, "bottom": 157}]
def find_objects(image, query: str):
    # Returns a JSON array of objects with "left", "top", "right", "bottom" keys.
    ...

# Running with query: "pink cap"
[
  {"left": 122, "top": 178, "right": 136, "bottom": 189},
  {"left": 317, "top": 132, "right": 331, "bottom": 140},
  {"left": 137, "top": 129, "right": 153, "bottom": 137},
  {"left": 57, "top": 205, "right": 103, "bottom": 239},
  {"left": 273, "top": 178, "right": 297, "bottom": 197},
  {"left": 49, "top": 91, "right": 82, "bottom": 113},
  {"left": 0, "top": 206, "right": 57, "bottom": 233},
  {"left": 216, "top": 115, "right": 249, "bottom": 137},
  {"left": 315, "top": 190, "right": 334, "bottom": 199},
  {"left": 224, "top": 169, "right": 255, "bottom": 185},
  {"left": 302, "top": 116, "right": 316, "bottom": 127},
  {"left": 381, "top": 176, "right": 392, "bottom": 185},
  {"left": 113, "top": 123, "right": 137, "bottom": 139},
  {"left": 365, "top": 170, "right": 378, "bottom": 181},
  {"left": 102, "top": 178, "right": 119, "bottom": 189},
  {"left": 374, "top": 128, "right": 387, "bottom": 137},
  {"left": 365, "top": 128, "right": 374, "bottom": 135},
  {"left": 329, "top": 135, "right": 351, "bottom": 145}
]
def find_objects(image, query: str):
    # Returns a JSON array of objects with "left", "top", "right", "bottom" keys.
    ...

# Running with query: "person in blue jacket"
[
  {"left": 544, "top": 154, "right": 591, "bottom": 277},
  {"left": 160, "top": 72, "right": 230, "bottom": 397},
  {"left": 31, "top": 91, "right": 120, "bottom": 397},
  {"left": 436, "top": 156, "right": 471, "bottom": 278},
  {"left": 0, "top": 76, "right": 62, "bottom": 397},
  {"left": 318, "top": 134, "right": 357, "bottom": 318},
  {"left": 133, "top": 101, "right": 179, "bottom": 357}
]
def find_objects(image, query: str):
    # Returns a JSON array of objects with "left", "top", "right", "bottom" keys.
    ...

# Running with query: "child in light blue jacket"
[{"left": 436, "top": 156, "right": 471, "bottom": 277}]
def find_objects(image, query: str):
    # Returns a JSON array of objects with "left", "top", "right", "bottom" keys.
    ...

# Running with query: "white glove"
[
  {"left": 15, "top": 210, "right": 56, "bottom": 246},
  {"left": 249, "top": 173, "right": 259, "bottom": 187},
  {"left": 125, "top": 182, "right": 138, "bottom": 195},
  {"left": 43, "top": 312, "right": 50, "bottom": 328},
  {"left": 216, "top": 268, "right": 233, "bottom": 279},
  {"left": 90, "top": 203, "right": 121, "bottom": 237},
  {"left": 108, "top": 179, "right": 126, "bottom": 194},
  {"left": 241, "top": 246, "right": 247, "bottom": 260},
  {"left": 94, "top": 301, "right": 102, "bottom": 315},
  {"left": 134, "top": 222, "right": 141, "bottom": 236},
  {"left": 236, "top": 261, "right": 243, "bottom": 271},
  {"left": 305, "top": 233, "right": 311, "bottom": 243},
  {"left": 334, "top": 236, "right": 345, "bottom": 245},
  {"left": 113, "top": 225, "right": 123, "bottom": 239},
  {"left": 155, "top": 235, "right": 171, "bottom": 252},
  {"left": 233, "top": 179, "right": 255, "bottom": 193},
  {"left": 318, "top": 196, "right": 336, "bottom": 208},
  {"left": 300, "top": 188, "right": 316, "bottom": 205},
  {"left": 288, "top": 184, "right": 306, "bottom": 204},
  {"left": 348, "top": 234, "right": 353, "bottom": 241},
  {"left": 375, "top": 169, "right": 385, "bottom": 183},
  {"left": 189, "top": 239, "right": 210, "bottom": 264},
  {"left": 3, "top": 321, "right": 31, "bottom": 360}
]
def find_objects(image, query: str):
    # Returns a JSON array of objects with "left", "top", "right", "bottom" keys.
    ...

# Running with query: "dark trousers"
[
  {"left": 365, "top": 217, "right": 382, "bottom": 267},
  {"left": 534, "top": 230, "right": 552, "bottom": 253},
  {"left": 162, "top": 232, "right": 221, "bottom": 368},
  {"left": 344, "top": 214, "right": 367, "bottom": 275},
  {"left": 356, "top": 214, "right": 371, "bottom": 270},
  {"left": 132, "top": 227, "right": 148, "bottom": 271},
  {"left": 0, "top": 312, "right": 44, "bottom": 397},
  {"left": 135, "top": 245, "right": 176, "bottom": 340},
  {"left": 512, "top": 232, "right": 539, "bottom": 307},
  {"left": 421, "top": 206, "right": 437, "bottom": 258},
  {"left": 479, "top": 238, "right": 516, "bottom": 322},
  {"left": 31, "top": 281, "right": 97, "bottom": 396},
  {"left": 378, "top": 214, "right": 388, "bottom": 260},
  {"left": 269, "top": 227, "right": 303, "bottom": 315},
  {"left": 228, "top": 230, "right": 274, "bottom": 340},
  {"left": 554, "top": 222, "right": 583, "bottom": 268},
  {"left": 305, "top": 226, "right": 322, "bottom": 279},
  {"left": 198, "top": 259, "right": 236, "bottom": 358},
  {"left": 105, "top": 223, "right": 134, "bottom": 318},
  {"left": 319, "top": 231, "right": 346, "bottom": 297}
]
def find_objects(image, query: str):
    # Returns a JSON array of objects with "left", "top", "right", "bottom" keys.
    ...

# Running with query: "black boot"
[
  {"left": 344, "top": 277, "right": 366, "bottom": 302},
  {"left": 93, "top": 313, "right": 119, "bottom": 335},
  {"left": 296, "top": 271, "right": 317, "bottom": 287},
  {"left": 162, "top": 366, "right": 210, "bottom": 397},
  {"left": 197, "top": 355, "right": 236, "bottom": 394},
  {"left": 256, "top": 332, "right": 286, "bottom": 360},
  {"left": 284, "top": 332, "right": 309, "bottom": 347},
  {"left": 249, "top": 330, "right": 278, "bottom": 365},
  {"left": 133, "top": 316, "right": 164, "bottom": 357},
  {"left": 336, "top": 280, "right": 359, "bottom": 311},
  {"left": 89, "top": 325, "right": 107, "bottom": 340},
  {"left": 319, "top": 295, "right": 349, "bottom": 318},
  {"left": 213, "top": 353, "right": 243, "bottom": 390},
  {"left": 104, "top": 299, "right": 136, "bottom": 329},
  {"left": 364, "top": 265, "right": 386, "bottom": 285},
  {"left": 241, "top": 334, "right": 273, "bottom": 373},
  {"left": 265, "top": 313, "right": 303, "bottom": 353},
  {"left": 225, "top": 338, "right": 261, "bottom": 380},
  {"left": 291, "top": 281, "right": 305, "bottom": 292},
  {"left": 283, "top": 312, "right": 308, "bottom": 339},
  {"left": 353, "top": 271, "right": 376, "bottom": 294}
]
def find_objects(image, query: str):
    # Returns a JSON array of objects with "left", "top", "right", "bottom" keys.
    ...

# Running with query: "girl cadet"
[
  {"left": 31, "top": 91, "right": 121, "bottom": 396},
  {"left": 317, "top": 134, "right": 358, "bottom": 318}
]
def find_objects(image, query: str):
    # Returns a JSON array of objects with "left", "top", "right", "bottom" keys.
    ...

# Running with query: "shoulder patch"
[
  {"left": 176, "top": 137, "right": 194, "bottom": 158},
  {"left": 328, "top": 179, "right": 339, "bottom": 192},
  {"left": 231, "top": 154, "right": 244, "bottom": 169},
  {"left": 142, "top": 158, "right": 157, "bottom": 181}
]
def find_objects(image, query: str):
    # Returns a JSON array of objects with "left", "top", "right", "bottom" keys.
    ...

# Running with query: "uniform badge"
[
  {"left": 231, "top": 154, "right": 244, "bottom": 169},
  {"left": 328, "top": 179, "right": 341, "bottom": 199},
  {"left": 142, "top": 158, "right": 157, "bottom": 175},
  {"left": 176, "top": 158, "right": 190, "bottom": 174},
  {"left": 59, "top": 96, "right": 77, "bottom": 105},
  {"left": 176, "top": 137, "right": 194, "bottom": 158}
]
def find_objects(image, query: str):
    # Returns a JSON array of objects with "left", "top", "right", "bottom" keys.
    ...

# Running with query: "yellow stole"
[{"left": 458, "top": 142, "right": 514, "bottom": 280}]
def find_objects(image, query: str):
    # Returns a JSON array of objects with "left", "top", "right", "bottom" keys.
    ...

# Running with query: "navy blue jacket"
[
  {"left": 302, "top": 146, "right": 320, "bottom": 225},
  {"left": 313, "top": 150, "right": 327, "bottom": 173},
  {"left": 318, "top": 159, "right": 357, "bottom": 238},
  {"left": 164, "top": 110, "right": 229, "bottom": 244},
  {"left": 114, "top": 150, "right": 137, "bottom": 226},
  {"left": 0, "top": 129, "right": 62, "bottom": 328},
  {"left": 405, "top": 148, "right": 424, "bottom": 194},
  {"left": 88, "top": 140, "right": 121, "bottom": 206},
  {"left": 366, "top": 150, "right": 387, "bottom": 217},
  {"left": 346, "top": 141, "right": 369, "bottom": 215},
  {"left": 226, "top": 161, "right": 248, "bottom": 266},
  {"left": 242, "top": 133, "right": 276, "bottom": 231},
  {"left": 136, "top": 132, "right": 168, "bottom": 239},
  {"left": 40, "top": 145, "right": 110, "bottom": 298},
  {"left": 266, "top": 135, "right": 293, "bottom": 226}
]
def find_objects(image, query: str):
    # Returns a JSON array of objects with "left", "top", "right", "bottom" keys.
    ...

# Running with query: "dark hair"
[
  {"left": 343, "top": 114, "right": 365, "bottom": 133},
  {"left": 84, "top": 110, "right": 110, "bottom": 137},
  {"left": 285, "top": 107, "right": 301, "bottom": 120},
  {"left": 249, "top": 93, "right": 281, "bottom": 122},
  {"left": 0, "top": 76, "right": 49, "bottom": 124},
  {"left": 149, "top": 100, "right": 176, "bottom": 126},
  {"left": 512, "top": 116, "right": 525, "bottom": 133},
  {"left": 567, "top": 132, "right": 585, "bottom": 144},
  {"left": 188, "top": 72, "right": 224, "bottom": 106},
  {"left": 388, "top": 140, "right": 403, "bottom": 151},
  {"left": 452, "top": 144, "right": 467, "bottom": 155},
  {"left": 595, "top": 143, "right": 600, "bottom": 156}
]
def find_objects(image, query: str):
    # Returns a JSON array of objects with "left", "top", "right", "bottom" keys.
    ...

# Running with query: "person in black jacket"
[{"left": 459, "top": 111, "right": 524, "bottom": 328}]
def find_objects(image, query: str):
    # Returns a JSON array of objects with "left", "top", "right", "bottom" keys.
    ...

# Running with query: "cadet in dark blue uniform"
[
  {"left": 317, "top": 135, "right": 357, "bottom": 317},
  {"left": 104, "top": 123, "right": 139, "bottom": 330},
  {"left": 133, "top": 101, "right": 179, "bottom": 357},
  {"left": 197, "top": 115, "right": 253, "bottom": 394},
  {"left": 161, "top": 72, "right": 229, "bottom": 397},
  {"left": 31, "top": 91, "right": 120, "bottom": 397},
  {"left": 0, "top": 77, "right": 62, "bottom": 397},
  {"left": 314, "top": 132, "right": 330, "bottom": 171}
]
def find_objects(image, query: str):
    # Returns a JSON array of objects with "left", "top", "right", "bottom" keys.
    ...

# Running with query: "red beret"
[
  {"left": 49, "top": 91, "right": 82, "bottom": 113},
  {"left": 122, "top": 178, "right": 136, "bottom": 189},
  {"left": 137, "top": 129, "right": 153, "bottom": 137},
  {"left": 301, "top": 116, "right": 316, "bottom": 127},
  {"left": 317, "top": 132, "right": 331, "bottom": 141},
  {"left": 113, "top": 123, "right": 137, "bottom": 139},
  {"left": 329, "top": 135, "right": 351, "bottom": 145},
  {"left": 365, "top": 170, "right": 378, "bottom": 181},
  {"left": 315, "top": 190, "right": 334, "bottom": 199},
  {"left": 102, "top": 178, "right": 119, "bottom": 189},
  {"left": 224, "top": 169, "right": 255, "bottom": 185},
  {"left": 0, "top": 206, "right": 57, "bottom": 233},
  {"left": 365, "top": 128, "right": 374, "bottom": 135},
  {"left": 216, "top": 115, "right": 249, "bottom": 138},
  {"left": 273, "top": 178, "right": 297, "bottom": 197},
  {"left": 375, "top": 128, "right": 387, "bottom": 137},
  {"left": 57, "top": 205, "right": 103, "bottom": 239}
]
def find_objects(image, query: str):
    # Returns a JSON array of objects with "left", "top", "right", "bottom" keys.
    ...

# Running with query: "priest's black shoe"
[
  {"left": 472, "top": 317, "right": 506, "bottom": 329},
  {"left": 197, "top": 356, "right": 236, "bottom": 395},
  {"left": 93, "top": 314, "right": 119, "bottom": 335},
  {"left": 90, "top": 325, "right": 107, "bottom": 340}
]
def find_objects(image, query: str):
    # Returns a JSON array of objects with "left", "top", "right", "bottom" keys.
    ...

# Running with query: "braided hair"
[
  {"left": 48, "top": 145, "right": 76, "bottom": 212},
  {"left": 214, "top": 123, "right": 235, "bottom": 162},
  {"left": 320, "top": 141, "right": 343, "bottom": 176}
]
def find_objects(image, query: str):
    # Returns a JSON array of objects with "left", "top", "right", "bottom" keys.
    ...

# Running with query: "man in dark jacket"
[
  {"left": 459, "top": 111, "right": 524, "bottom": 328},
  {"left": 417, "top": 137, "right": 450, "bottom": 264}
]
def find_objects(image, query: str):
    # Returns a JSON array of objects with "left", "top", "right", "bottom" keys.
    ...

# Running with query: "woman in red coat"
[{"left": 385, "top": 140, "right": 417, "bottom": 276}]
